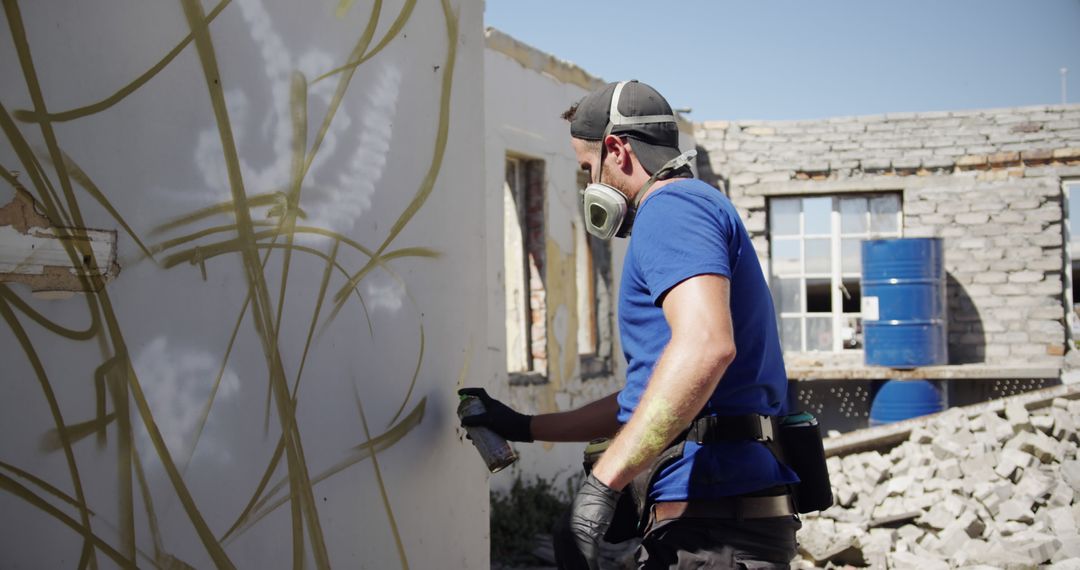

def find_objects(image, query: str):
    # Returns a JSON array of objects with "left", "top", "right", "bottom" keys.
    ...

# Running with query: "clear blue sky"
[{"left": 485, "top": 0, "right": 1080, "bottom": 121}]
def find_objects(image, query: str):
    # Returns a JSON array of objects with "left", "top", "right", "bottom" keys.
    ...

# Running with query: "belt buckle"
[{"left": 756, "top": 414, "right": 775, "bottom": 442}]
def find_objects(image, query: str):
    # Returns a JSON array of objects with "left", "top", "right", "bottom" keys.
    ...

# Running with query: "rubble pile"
[{"left": 794, "top": 397, "right": 1080, "bottom": 569}]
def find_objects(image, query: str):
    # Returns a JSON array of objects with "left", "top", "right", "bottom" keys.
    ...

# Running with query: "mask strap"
[{"left": 632, "top": 149, "right": 698, "bottom": 208}]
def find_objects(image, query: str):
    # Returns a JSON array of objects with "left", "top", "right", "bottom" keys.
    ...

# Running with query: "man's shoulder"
[{"left": 637, "top": 179, "right": 732, "bottom": 227}]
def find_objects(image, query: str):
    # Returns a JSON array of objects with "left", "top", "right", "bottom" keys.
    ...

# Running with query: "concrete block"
[
  {"left": 1033, "top": 412, "right": 1056, "bottom": 434},
  {"left": 934, "top": 523, "right": 971, "bottom": 557},
  {"left": 1004, "top": 532, "right": 1062, "bottom": 565},
  {"left": 909, "top": 427, "right": 934, "bottom": 444},
  {"left": 1062, "top": 460, "right": 1080, "bottom": 493},
  {"left": 997, "top": 497, "right": 1035, "bottom": 523},
  {"left": 1015, "top": 469, "right": 1054, "bottom": 502},
  {"left": 1049, "top": 481, "right": 1075, "bottom": 507},
  {"left": 931, "top": 435, "right": 966, "bottom": 459},
  {"left": 890, "top": 551, "right": 950, "bottom": 570},
  {"left": 996, "top": 448, "right": 1034, "bottom": 480},
  {"left": 1045, "top": 505, "right": 1078, "bottom": 537},
  {"left": 1052, "top": 408, "right": 1078, "bottom": 442},
  {"left": 885, "top": 475, "right": 912, "bottom": 497},
  {"left": 1051, "top": 557, "right": 1080, "bottom": 569},
  {"left": 937, "top": 458, "right": 962, "bottom": 480},
  {"left": 1052, "top": 542, "right": 1080, "bottom": 565},
  {"left": 1006, "top": 401, "right": 1032, "bottom": 432}
]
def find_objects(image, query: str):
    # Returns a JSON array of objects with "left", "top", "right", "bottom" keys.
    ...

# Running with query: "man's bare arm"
[
  {"left": 589, "top": 274, "right": 736, "bottom": 490},
  {"left": 531, "top": 392, "right": 622, "bottom": 442}
]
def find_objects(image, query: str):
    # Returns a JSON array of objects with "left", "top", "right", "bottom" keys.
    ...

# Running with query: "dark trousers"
[
  {"left": 635, "top": 515, "right": 801, "bottom": 569},
  {"left": 553, "top": 512, "right": 800, "bottom": 569}
]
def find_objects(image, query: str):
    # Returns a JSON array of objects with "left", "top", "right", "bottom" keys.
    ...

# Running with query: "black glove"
[
  {"left": 566, "top": 473, "right": 622, "bottom": 570},
  {"left": 457, "top": 387, "right": 534, "bottom": 442}
]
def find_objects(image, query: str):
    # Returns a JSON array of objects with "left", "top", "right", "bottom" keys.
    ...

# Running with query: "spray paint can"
[{"left": 458, "top": 395, "right": 518, "bottom": 473}]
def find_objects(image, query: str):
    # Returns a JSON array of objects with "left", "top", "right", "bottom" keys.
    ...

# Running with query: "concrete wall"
[
  {"left": 697, "top": 105, "right": 1080, "bottom": 370},
  {"left": 483, "top": 29, "right": 697, "bottom": 491},
  {"left": 0, "top": 1, "right": 490, "bottom": 568}
]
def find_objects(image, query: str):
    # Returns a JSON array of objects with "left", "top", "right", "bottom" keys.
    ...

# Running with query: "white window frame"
[
  {"left": 1065, "top": 180, "right": 1080, "bottom": 347},
  {"left": 769, "top": 194, "right": 903, "bottom": 353}
]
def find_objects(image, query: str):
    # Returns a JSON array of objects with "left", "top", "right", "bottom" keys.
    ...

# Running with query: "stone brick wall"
[{"left": 696, "top": 104, "right": 1080, "bottom": 368}]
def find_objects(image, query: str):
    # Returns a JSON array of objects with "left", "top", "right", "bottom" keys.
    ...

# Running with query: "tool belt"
[{"left": 582, "top": 411, "right": 832, "bottom": 543}]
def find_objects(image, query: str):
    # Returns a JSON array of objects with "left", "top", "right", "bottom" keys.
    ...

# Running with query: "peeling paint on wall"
[{"left": 0, "top": 187, "right": 118, "bottom": 293}]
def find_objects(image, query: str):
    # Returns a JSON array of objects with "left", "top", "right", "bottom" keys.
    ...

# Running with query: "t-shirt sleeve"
[{"left": 632, "top": 190, "right": 734, "bottom": 306}]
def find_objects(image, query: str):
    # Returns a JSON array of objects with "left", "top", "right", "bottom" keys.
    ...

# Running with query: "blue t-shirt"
[{"left": 617, "top": 178, "right": 799, "bottom": 501}]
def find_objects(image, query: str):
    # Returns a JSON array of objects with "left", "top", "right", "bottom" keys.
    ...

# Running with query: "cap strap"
[{"left": 603, "top": 81, "right": 676, "bottom": 140}]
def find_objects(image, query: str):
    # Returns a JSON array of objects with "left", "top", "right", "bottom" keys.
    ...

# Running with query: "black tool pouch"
[
  {"left": 776, "top": 412, "right": 833, "bottom": 513},
  {"left": 581, "top": 439, "right": 641, "bottom": 543}
]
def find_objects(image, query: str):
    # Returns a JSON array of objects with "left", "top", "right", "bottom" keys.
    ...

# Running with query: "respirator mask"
[{"left": 580, "top": 81, "right": 697, "bottom": 240}]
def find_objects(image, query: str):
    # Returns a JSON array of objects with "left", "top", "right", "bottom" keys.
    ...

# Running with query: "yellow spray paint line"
[
  {"left": 329, "top": 0, "right": 458, "bottom": 318},
  {"left": 161, "top": 230, "right": 437, "bottom": 273},
  {"left": 0, "top": 461, "right": 166, "bottom": 570},
  {"left": 103, "top": 357, "right": 135, "bottom": 562},
  {"left": 148, "top": 221, "right": 275, "bottom": 258},
  {"left": 0, "top": 295, "right": 98, "bottom": 568},
  {"left": 132, "top": 444, "right": 166, "bottom": 564},
  {"left": 221, "top": 240, "right": 400, "bottom": 544},
  {"left": 314, "top": 0, "right": 415, "bottom": 84},
  {"left": 59, "top": 152, "right": 156, "bottom": 262},
  {"left": 0, "top": 284, "right": 95, "bottom": 340},
  {"left": 334, "top": 0, "right": 356, "bottom": 19},
  {"left": 179, "top": 0, "right": 329, "bottom": 566},
  {"left": 223, "top": 399, "right": 425, "bottom": 543},
  {"left": 6, "top": 1, "right": 97, "bottom": 258},
  {"left": 0, "top": 460, "right": 95, "bottom": 513},
  {"left": 12, "top": 0, "right": 233, "bottom": 125},
  {"left": 181, "top": 235, "right": 279, "bottom": 477},
  {"left": 264, "top": 72, "right": 309, "bottom": 449},
  {"left": 0, "top": 105, "right": 75, "bottom": 230},
  {"left": 0, "top": 473, "right": 136, "bottom": 569},
  {"left": 354, "top": 387, "right": 409, "bottom": 569},
  {"left": 386, "top": 323, "right": 424, "bottom": 427},
  {"left": 303, "top": 0, "right": 382, "bottom": 171},
  {"left": 149, "top": 193, "right": 280, "bottom": 237},
  {"left": 454, "top": 339, "right": 473, "bottom": 391},
  {"left": 291, "top": 240, "right": 339, "bottom": 403},
  {"left": 40, "top": 414, "right": 116, "bottom": 453},
  {"left": 219, "top": 437, "right": 286, "bottom": 543}
]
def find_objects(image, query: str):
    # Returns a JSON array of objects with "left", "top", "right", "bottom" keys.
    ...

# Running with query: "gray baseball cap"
[{"left": 569, "top": 80, "right": 682, "bottom": 175}]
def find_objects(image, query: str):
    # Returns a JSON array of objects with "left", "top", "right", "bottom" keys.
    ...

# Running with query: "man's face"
[{"left": 571, "top": 137, "right": 626, "bottom": 194}]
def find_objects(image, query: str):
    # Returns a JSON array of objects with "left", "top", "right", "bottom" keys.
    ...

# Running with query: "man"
[{"left": 461, "top": 80, "right": 800, "bottom": 569}]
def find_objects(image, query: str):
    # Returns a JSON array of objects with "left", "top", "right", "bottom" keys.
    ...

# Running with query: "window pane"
[
  {"left": 841, "top": 316, "right": 863, "bottom": 350},
  {"left": 869, "top": 195, "right": 900, "bottom": 234},
  {"left": 805, "top": 239, "right": 831, "bottom": 274},
  {"left": 772, "top": 277, "right": 802, "bottom": 314},
  {"left": 1071, "top": 185, "right": 1080, "bottom": 251},
  {"left": 806, "top": 278, "right": 832, "bottom": 313},
  {"left": 841, "top": 278, "right": 861, "bottom": 314},
  {"left": 841, "top": 239, "right": 862, "bottom": 274},
  {"left": 840, "top": 197, "right": 867, "bottom": 234},
  {"left": 806, "top": 317, "right": 833, "bottom": 351},
  {"left": 771, "top": 239, "right": 801, "bottom": 275},
  {"left": 803, "top": 197, "right": 832, "bottom": 235},
  {"left": 770, "top": 198, "right": 800, "bottom": 236},
  {"left": 781, "top": 317, "right": 802, "bottom": 352}
]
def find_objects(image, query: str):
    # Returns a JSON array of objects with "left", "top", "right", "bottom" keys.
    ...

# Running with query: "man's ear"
[{"left": 603, "top": 134, "right": 635, "bottom": 174}]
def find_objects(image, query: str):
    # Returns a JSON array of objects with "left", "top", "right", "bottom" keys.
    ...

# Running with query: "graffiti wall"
[{"left": 0, "top": 1, "right": 489, "bottom": 568}]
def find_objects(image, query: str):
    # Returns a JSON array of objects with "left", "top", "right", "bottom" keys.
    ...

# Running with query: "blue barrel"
[
  {"left": 861, "top": 238, "right": 947, "bottom": 368},
  {"left": 869, "top": 379, "right": 944, "bottom": 426}
]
